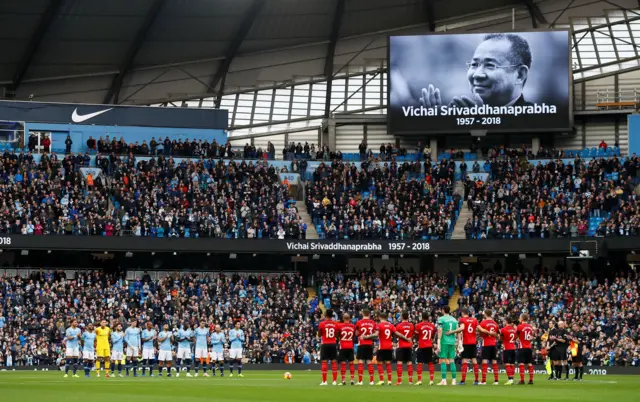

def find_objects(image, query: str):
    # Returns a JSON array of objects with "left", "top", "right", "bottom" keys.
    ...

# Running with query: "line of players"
[
  {"left": 317, "top": 306, "right": 539, "bottom": 386},
  {"left": 62, "top": 319, "right": 246, "bottom": 378}
]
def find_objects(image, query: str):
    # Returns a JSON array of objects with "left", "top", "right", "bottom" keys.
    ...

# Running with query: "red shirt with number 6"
[
  {"left": 338, "top": 322, "right": 355, "bottom": 350},
  {"left": 319, "top": 319, "right": 338, "bottom": 345},
  {"left": 516, "top": 323, "right": 534, "bottom": 349},
  {"left": 416, "top": 321, "right": 436, "bottom": 348},
  {"left": 479, "top": 319, "right": 499, "bottom": 347},
  {"left": 500, "top": 325, "right": 518, "bottom": 351},
  {"left": 458, "top": 316, "right": 478, "bottom": 345},
  {"left": 395, "top": 321, "right": 414, "bottom": 349}
]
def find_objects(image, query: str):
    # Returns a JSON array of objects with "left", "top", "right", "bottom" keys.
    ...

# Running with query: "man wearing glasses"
[{"left": 419, "top": 33, "right": 532, "bottom": 108}]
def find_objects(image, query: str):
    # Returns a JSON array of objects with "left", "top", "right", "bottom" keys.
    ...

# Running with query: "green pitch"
[{"left": 1, "top": 371, "right": 638, "bottom": 402}]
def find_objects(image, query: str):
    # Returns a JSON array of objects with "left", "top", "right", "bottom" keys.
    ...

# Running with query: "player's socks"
[
  {"left": 450, "top": 362, "right": 456, "bottom": 380},
  {"left": 492, "top": 363, "right": 499, "bottom": 382},
  {"left": 349, "top": 362, "right": 355, "bottom": 381},
  {"left": 368, "top": 363, "right": 374, "bottom": 382},
  {"left": 407, "top": 363, "right": 413, "bottom": 383},
  {"left": 386, "top": 362, "right": 392, "bottom": 382},
  {"left": 84, "top": 363, "right": 90, "bottom": 376},
  {"left": 195, "top": 360, "right": 200, "bottom": 374},
  {"left": 461, "top": 362, "right": 467, "bottom": 383},
  {"left": 555, "top": 365, "right": 562, "bottom": 379},
  {"left": 528, "top": 365, "right": 534, "bottom": 382},
  {"left": 481, "top": 362, "right": 488, "bottom": 383},
  {"left": 96, "top": 360, "right": 101, "bottom": 371},
  {"left": 321, "top": 361, "right": 328, "bottom": 383},
  {"left": 65, "top": 361, "right": 70, "bottom": 374},
  {"left": 331, "top": 361, "right": 338, "bottom": 382},
  {"left": 377, "top": 363, "right": 384, "bottom": 381},
  {"left": 229, "top": 362, "right": 234, "bottom": 374},
  {"left": 416, "top": 363, "right": 423, "bottom": 382},
  {"left": 358, "top": 363, "right": 364, "bottom": 382},
  {"left": 219, "top": 364, "right": 224, "bottom": 376},
  {"left": 519, "top": 364, "right": 525, "bottom": 382},
  {"left": 117, "top": 362, "right": 122, "bottom": 374},
  {"left": 473, "top": 363, "right": 479, "bottom": 382},
  {"left": 396, "top": 363, "right": 403, "bottom": 383},
  {"left": 133, "top": 360, "right": 138, "bottom": 376},
  {"left": 579, "top": 366, "right": 583, "bottom": 379},
  {"left": 237, "top": 361, "right": 242, "bottom": 375},
  {"left": 565, "top": 365, "right": 570, "bottom": 379},
  {"left": 440, "top": 362, "right": 447, "bottom": 380},
  {"left": 105, "top": 360, "right": 110, "bottom": 375},
  {"left": 340, "top": 362, "right": 347, "bottom": 382},
  {"left": 73, "top": 358, "right": 78, "bottom": 375},
  {"left": 428, "top": 363, "right": 435, "bottom": 382}
]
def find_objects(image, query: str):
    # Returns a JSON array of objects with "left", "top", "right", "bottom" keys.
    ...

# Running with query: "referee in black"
[
  {"left": 570, "top": 323, "right": 585, "bottom": 381},
  {"left": 549, "top": 320, "right": 570, "bottom": 380}
]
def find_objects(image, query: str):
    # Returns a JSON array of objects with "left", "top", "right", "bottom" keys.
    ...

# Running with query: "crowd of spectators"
[
  {"left": 463, "top": 155, "right": 640, "bottom": 239},
  {"left": 306, "top": 159, "right": 460, "bottom": 239},
  {"left": 1, "top": 267, "right": 638, "bottom": 367}
]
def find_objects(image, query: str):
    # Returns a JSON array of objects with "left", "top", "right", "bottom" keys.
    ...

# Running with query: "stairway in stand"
[
  {"left": 297, "top": 203, "right": 319, "bottom": 239},
  {"left": 449, "top": 288, "right": 461, "bottom": 312},
  {"left": 451, "top": 179, "right": 472, "bottom": 239}
]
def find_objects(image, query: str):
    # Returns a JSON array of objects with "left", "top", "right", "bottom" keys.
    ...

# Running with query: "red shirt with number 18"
[
  {"left": 458, "top": 316, "right": 478, "bottom": 345},
  {"left": 318, "top": 319, "right": 338, "bottom": 345}
]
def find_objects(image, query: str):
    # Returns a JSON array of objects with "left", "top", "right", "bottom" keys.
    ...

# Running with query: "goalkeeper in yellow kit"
[{"left": 95, "top": 320, "right": 112, "bottom": 378}]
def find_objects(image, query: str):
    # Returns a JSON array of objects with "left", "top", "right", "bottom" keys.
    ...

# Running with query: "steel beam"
[
  {"left": 323, "top": 0, "right": 346, "bottom": 118},
  {"left": 522, "top": 0, "right": 548, "bottom": 26},
  {"left": 10, "top": 0, "right": 63, "bottom": 91},
  {"left": 103, "top": 0, "right": 166, "bottom": 104},
  {"left": 423, "top": 0, "right": 436, "bottom": 31}
]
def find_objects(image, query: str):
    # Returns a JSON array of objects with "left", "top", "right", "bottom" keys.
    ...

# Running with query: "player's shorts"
[
  {"left": 481, "top": 346, "right": 497, "bottom": 361},
  {"left": 158, "top": 351, "right": 172, "bottom": 362},
  {"left": 574, "top": 348, "right": 583, "bottom": 363},
  {"left": 82, "top": 351, "right": 95, "bottom": 360},
  {"left": 210, "top": 351, "right": 224, "bottom": 361},
  {"left": 126, "top": 346, "right": 140, "bottom": 357},
  {"left": 395, "top": 348, "right": 412, "bottom": 363},
  {"left": 195, "top": 348, "right": 209, "bottom": 359},
  {"left": 142, "top": 348, "right": 156, "bottom": 360},
  {"left": 96, "top": 348, "right": 110, "bottom": 358},
  {"left": 376, "top": 349, "right": 393, "bottom": 362},
  {"left": 65, "top": 347, "right": 80, "bottom": 358},
  {"left": 176, "top": 347, "right": 192, "bottom": 360},
  {"left": 461, "top": 344, "right": 477, "bottom": 360},
  {"left": 111, "top": 351, "right": 124, "bottom": 361},
  {"left": 356, "top": 345, "right": 374, "bottom": 361},
  {"left": 229, "top": 348, "right": 243, "bottom": 360},
  {"left": 439, "top": 344, "right": 456, "bottom": 360},
  {"left": 320, "top": 344, "right": 338, "bottom": 361},
  {"left": 550, "top": 346, "right": 568, "bottom": 361},
  {"left": 338, "top": 349, "right": 355, "bottom": 362},
  {"left": 517, "top": 348, "right": 533, "bottom": 365},
  {"left": 417, "top": 347, "right": 434, "bottom": 364},
  {"left": 503, "top": 350, "right": 516, "bottom": 364}
]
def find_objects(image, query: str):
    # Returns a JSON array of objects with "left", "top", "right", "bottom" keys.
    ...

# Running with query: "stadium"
[{"left": 0, "top": 0, "right": 639, "bottom": 401}]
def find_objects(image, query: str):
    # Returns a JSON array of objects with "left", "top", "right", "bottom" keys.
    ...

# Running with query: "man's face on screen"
[{"left": 467, "top": 38, "right": 519, "bottom": 106}]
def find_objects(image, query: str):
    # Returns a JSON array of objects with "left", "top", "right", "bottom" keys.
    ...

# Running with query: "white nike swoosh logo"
[{"left": 71, "top": 108, "right": 114, "bottom": 123}]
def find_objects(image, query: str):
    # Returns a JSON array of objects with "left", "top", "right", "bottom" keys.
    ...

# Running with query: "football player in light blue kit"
[
  {"left": 175, "top": 321, "right": 194, "bottom": 377},
  {"left": 228, "top": 321, "right": 245, "bottom": 377},
  {"left": 141, "top": 321, "right": 157, "bottom": 377},
  {"left": 158, "top": 324, "right": 173, "bottom": 377},
  {"left": 110, "top": 323, "right": 125, "bottom": 377},
  {"left": 64, "top": 319, "right": 82, "bottom": 378},
  {"left": 210, "top": 325, "right": 226, "bottom": 377},
  {"left": 194, "top": 322, "right": 210, "bottom": 377},
  {"left": 124, "top": 320, "right": 142, "bottom": 376},
  {"left": 81, "top": 323, "right": 97, "bottom": 377}
]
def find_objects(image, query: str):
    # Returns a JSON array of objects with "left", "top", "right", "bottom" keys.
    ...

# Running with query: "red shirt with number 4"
[
  {"left": 395, "top": 321, "right": 414, "bottom": 349},
  {"left": 479, "top": 319, "right": 499, "bottom": 347},
  {"left": 415, "top": 321, "right": 436, "bottom": 348},
  {"left": 500, "top": 325, "right": 518, "bottom": 351},
  {"left": 356, "top": 319, "right": 376, "bottom": 346},
  {"left": 516, "top": 323, "right": 534, "bottom": 349},
  {"left": 458, "top": 316, "right": 478, "bottom": 345},
  {"left": 377, "top": 322, "right": 395, "bottom": 350},
  {"left": 319, "top": 319, "right": 338, "bottom": 345},
  {"left": 338, "top": 322, "right": 356, "bottom": 350}
]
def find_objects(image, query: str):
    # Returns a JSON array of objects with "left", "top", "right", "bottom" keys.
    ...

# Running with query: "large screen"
[{"left": 388, "top": 31, "right": 571, "bottom": 134}]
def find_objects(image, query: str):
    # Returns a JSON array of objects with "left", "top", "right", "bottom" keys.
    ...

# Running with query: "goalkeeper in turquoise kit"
[{"left": 436, "top": 305, "right": 459, "bottom": 385}]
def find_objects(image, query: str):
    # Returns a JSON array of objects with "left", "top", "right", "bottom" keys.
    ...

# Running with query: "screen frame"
[{"left": 386, "top": 29, "right": 573, "bottom": 135}]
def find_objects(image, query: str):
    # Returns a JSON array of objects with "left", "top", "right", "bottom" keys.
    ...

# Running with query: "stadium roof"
[{"left": 1, "top": 0, "right": 637, "bottom": 105}]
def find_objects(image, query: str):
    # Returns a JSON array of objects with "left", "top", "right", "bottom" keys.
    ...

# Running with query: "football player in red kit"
[
  {"left": 395, "top": 312, "right": 415, "bottom": 385},
  {"left": 415, "top": 311, "right": 436, "bottom": 385},
  {"left": 337, "top": 313, "right": 356, "bottom": 385},
  {"left": 318, "top": 309, "right": 339, "bottom": 385},
  {"left": 355, "top": 309, "right": 376, "bottom": 385},
  {"left": 364, "top": 312, "right": 410, "bottom": 386},
  {"left": 478, "top": 309, "right": 500, "bottom": 385},
  {"left": 516, "top": 313, "right": 536, "bottom": 385},
  {"left": 447, "top": 308, "right": 479, "bottom": 385},
  {"left": 500, "top": 316, "right": 518, "bottom": 385}
]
